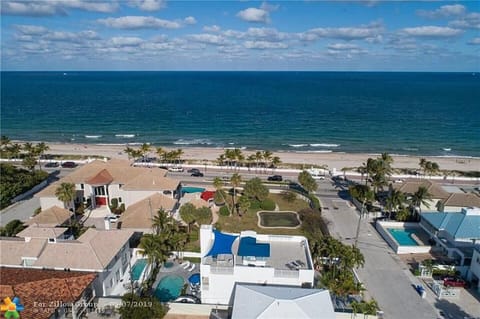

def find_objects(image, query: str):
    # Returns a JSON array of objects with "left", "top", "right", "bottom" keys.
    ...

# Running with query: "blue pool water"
[
  {"left": 387, "top": 228, "right": 419, "bottom": 246},
  {"left": 182, "top": 187, "right": 205, "bottom": 194},
  {"left": 131, "top": 259, "right": 148, "bottom": 281},
  {"left": 155, "top": 275, "right": 184, "bottom": 302}
]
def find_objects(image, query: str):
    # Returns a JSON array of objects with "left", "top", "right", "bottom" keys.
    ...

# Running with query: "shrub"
[
  {"left": 281, "top": 190, "right": 297, "bottom": 203},
  {"left": 249, "top": 200, "right": 261, "bottom": 209},
  {"left": 110, "top": 198, "right": 118, "bottom": 209},
  {"left": 219, "top": 206, "right": 230, "bottom": 216},
  {"left": 308, "top": 194, "right": 321, "bottom": 211},
  {"left": 260, "top": 198, "right": 275, "bottom": 210}
]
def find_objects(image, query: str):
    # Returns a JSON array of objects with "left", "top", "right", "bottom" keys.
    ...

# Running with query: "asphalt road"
[{"left": 316, "top": 179, "right": 440, "bottom": 319}]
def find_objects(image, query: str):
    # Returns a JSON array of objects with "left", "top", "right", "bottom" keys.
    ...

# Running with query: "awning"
[{"left": 205, "top": 229, "right": 239, "bottom": 257}]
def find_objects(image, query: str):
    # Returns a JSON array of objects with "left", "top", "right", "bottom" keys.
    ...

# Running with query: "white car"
[{"left": 168, "top": 166, "right": 184, "bottom": 172}]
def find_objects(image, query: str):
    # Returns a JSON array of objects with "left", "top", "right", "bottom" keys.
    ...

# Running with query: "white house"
[
  {"left": 199, "top": 225, "right": 315, "bottom": 305},
  {"left": 35, "top": 159, "right": 181, "bottom": 212},
  {"left": 0, "top": 227, "right": 134, "bottom": 297}
]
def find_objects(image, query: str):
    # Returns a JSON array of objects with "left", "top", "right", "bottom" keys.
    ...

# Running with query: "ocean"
[{"left": 1, "top": 71, "right": 479, "bottom": 157}]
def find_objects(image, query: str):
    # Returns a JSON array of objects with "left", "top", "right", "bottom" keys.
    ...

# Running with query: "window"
[
  {"left": 94, "top": 187, "right": 106, "bottom": 196},
  {"left": 80, "top": 184, "right": 84, "bottom": 190},
  {"left": 118, "top": 197, "right": 122, "bottom": 203},
  {"left": 119, "top": 184, "right": 123, "bottom": 189}
]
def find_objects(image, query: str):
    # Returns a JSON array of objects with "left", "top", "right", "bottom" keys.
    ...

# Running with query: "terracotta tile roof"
[
  {"left": 26, "top": 206, "right": 72, "bottom": 227},
  {"left": 0, "top": 267, "right": 96, "bottom": 319},
  {"left": 86, "top": 168, "right": 114, "bottom": 185},
  {"left": 17, "top": 225, "right": 68, "bottom": 239},
  {"left": 122, "top": 170, "right": 180, "bottom": 191},
  {"left": 443, "top": 193, "right": 480, "bottom": 208},
  {"left": 393, "top": 180, "right": 450, "bottom": 199},
  {"left": 120, "top": 193, "right": 177, "bottom": 229}
]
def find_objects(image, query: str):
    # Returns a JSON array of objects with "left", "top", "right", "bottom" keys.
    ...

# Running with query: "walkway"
[{"left": 316, "top": 179, "right": 439, "bottom": 319}]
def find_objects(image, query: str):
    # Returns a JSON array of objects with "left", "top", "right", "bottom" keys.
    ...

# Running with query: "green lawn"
[{"left": 214, "top": 193, "right": 308, "bottom": 236}]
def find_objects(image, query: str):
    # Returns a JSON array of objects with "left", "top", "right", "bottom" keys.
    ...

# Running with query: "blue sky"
[{"left": 1, "top": 0, "right": 479, "bottom": 71}]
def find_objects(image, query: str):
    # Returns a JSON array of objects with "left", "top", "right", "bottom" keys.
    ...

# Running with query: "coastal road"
[{"left": 316, "top": 179, "right": 439, "bottom": 319}]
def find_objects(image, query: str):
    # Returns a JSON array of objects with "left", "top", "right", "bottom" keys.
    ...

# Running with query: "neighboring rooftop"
[
  {"left": 26, "top": 206, "right": 72, "bottom": 227},
  {"left": 393, "top": 180, "right": 450, "bottom": 199},
  {"left": 16, "top": 225, "right": 68, "bottom": 239},
  {"left": 120, "top": 193, "right": 177, "bottom": 229},
  {"left": 443, "top": 193, "right": 480, "bottom": 208},
  {"left": 231, "top": 284, "right": 335, "bottom": 319},
  {"left": 421, "top": 207, "right": 480, "bottom": 240},
  {"left": 0, "top": 267, "right": 96, "bottom": 319}
]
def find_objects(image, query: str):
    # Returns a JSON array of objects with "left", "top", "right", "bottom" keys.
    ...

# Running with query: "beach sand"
[{"left": 40, "top": 142, "right": 480, "bottom": 172}]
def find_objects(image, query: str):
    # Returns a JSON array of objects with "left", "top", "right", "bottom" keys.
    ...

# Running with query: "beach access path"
[{"left": 316, "top": 179, "right": 439, "bottom": 319}]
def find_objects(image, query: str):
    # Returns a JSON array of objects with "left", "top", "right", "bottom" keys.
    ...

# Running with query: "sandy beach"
[{"left": 38, "top": 142, "right": 480, "bottom": 172}]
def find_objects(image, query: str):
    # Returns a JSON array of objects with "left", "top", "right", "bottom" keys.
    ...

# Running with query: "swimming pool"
[
  {"left": 387, "top": 228, "right": 419, "bottom": 246},
  {"left": 154, "top": 275, "right": 184, "bottom": 302},
  {"left": 182, "top": 186, "right": 205, "bottom": 193},
  {"left": 131, "top": 259, "right": 148, "bottom": 281}
]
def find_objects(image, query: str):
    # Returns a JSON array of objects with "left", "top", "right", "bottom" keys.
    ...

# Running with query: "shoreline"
[{"left": 12, "top": 140, "right": 480, "bottom": 172}]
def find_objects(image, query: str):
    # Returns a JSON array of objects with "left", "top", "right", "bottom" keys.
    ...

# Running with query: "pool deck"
[{"left": 153, "top": 260, "right": 201, "bottom": 300}]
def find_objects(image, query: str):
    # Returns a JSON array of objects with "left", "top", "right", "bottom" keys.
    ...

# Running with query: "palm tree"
[
  {"left": 271, "top": 156, "right": 281, "bottom": 173},
  {"left": 254, "top": 151, "right": 263, "bottom": 173},
  {"left": 140, "top": 143, "right": 151, "bottom": 160},
  {"left": 419, "top": 158, "right": 427, "bottom": 177},
  {"left": 224, "top": 149, "right": 236, "bottom": 170},
  {"left": 262, "top": 150, "right": 273, "bottom": 173},
  {"left": 238, "top": 196, "right": 250, "bottom": 216},
  {"left": 124, "top": 146, "right": 134, "bottom": 161},
  {"left": 246, "top": 154, "right": 256, "bottom": 172},
  {"left": 174, "top": 149, "right": 183, "bottom": 165},
  {"left": 216, "top": 154, "right": 226, "bottom": 168},
  {"left": 230, "top": 173, "right": 242, "bottom": 215},
  {"left": 385, "top": 189, "right": 406, "bottom": 219},
  {"left": 156, "top": 147, "right": 165, "bottom": 163},
  {"left": 35, "top": 142, "right": 49, "bottom": 171},
  {"left": 151, "top": 209, "right": 172, "bottom": 235},
  {"left": 233, "top": 148, "right": 244, "bottom": 171},
  {"left": 55, "top": 182, "right": 76, "bottom": 211},
  {"left": 213, "top": 177, "right": 230, "bottom": 211},
  {"left": 411, "top": 186, "right": 432, "bottom": 218}
]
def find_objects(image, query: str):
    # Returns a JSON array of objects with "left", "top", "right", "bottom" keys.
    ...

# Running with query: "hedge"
[
  {"left": 260, "top": 198, "right": 275, "bottom": 210},
  {"left": 219, "top": 206, "right": 230, "bottom": 216}
]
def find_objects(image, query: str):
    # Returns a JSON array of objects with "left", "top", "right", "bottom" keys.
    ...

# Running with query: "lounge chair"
[
  {"left": 291, "top": 261, "right": 300, "bottom": 267},
  {"left": 295, "top": 259, "right": 306, "bottom": 267},
  {"left": 188, "top": 264, "right": 196, "bottom": 272},
  {"left": 285, "top": 263, "right": 295, "bottom": 270},
  {"left": 181, "top": 261, "right": 191, "bottom": 269}
]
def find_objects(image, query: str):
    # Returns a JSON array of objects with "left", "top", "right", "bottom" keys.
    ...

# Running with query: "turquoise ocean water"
[{"left": 1, "top": 71, "right": 479, "bottom": 157}]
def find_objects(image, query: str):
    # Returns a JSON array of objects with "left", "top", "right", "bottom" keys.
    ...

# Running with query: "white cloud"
[
  {"left": 327, "top": 43, "right": 359, "bottom": 50},
  {"left": 203, "top": 25, "right": 221, "bottom": 33},
  {"left": 188, "top": 34, "right": 227, "bottom": 45},
  {"left": 184, "top": 16, "right": 197, "bottom": 25},
  {"left": 98, "top": 16, "right": 182, "bottom": 29},
  {"left": 260, "top": 1, "right": 279, "bottom": 12},
  {"left": 110, "top": 37, "right": 144, "bottom": 46},
  {"left": 301, "top": 24, "right": 383, "bottom": 41},
  {"left": 245, "top": 27, "right": 287, "bottom": 41},
  {"left": 237, "top": 8, "right": 270, "bottom": 23},
  {"left": 467, "top": 37, "right": 480, "bottom": 45},
  {"left": 16, "top": 25, "right": 48, "bottom": 35},
  {"left": 449, "top": 12, "right": 480, "bottom": 30},
  {"left": 244, "top": 40, "right": 287, "bottom": 49},
  {"left": 128, "top": 0, "right": 165, "bottom": 12},
  {"left": 400, "top": 26, "right": 463, "bottom": 38},
  {"left": 1, "top": 0, "right": 117, "bottom": 16},
  {"left": 417, "top": 4, "right": 466, "bottom": 19}
]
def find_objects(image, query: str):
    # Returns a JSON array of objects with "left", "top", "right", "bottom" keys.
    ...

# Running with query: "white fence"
[{"left": 376, "top": 222, "right": 431, "bottom": 254}]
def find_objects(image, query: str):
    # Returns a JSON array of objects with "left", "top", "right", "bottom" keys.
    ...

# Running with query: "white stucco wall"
[
  {"left": 101, "top": 245, "right": 131, "bottom": 296},
  {"left": 39, "top": 196, "right": 64, "bottom": 210}
]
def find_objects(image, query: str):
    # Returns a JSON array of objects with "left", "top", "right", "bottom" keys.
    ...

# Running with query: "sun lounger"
[
  {"left": 181, "top": 261, "right": 191, "bottom": 269},
  {"left": 291, "top": 261, "right": 300, "bottom": 267},
  {"left": 188, "top": 264, "right": 196, "bottom": 272},
  {"left": 286, "top": 262, "right": 299, "bottom": 270},
  {"left": 295, "top": 259, "right": 306, "bottom": 267}
]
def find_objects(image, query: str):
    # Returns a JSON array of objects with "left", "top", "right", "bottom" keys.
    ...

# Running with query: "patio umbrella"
[{"left": 188, "top": 273, "right": 200, "bottom": 285}]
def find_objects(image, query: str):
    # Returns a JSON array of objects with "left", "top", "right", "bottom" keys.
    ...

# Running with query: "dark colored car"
[
  {"left": 61, "top": 161, "right": 77, "bottom": 168},
  {"left": 267, "top": 175, "right": 283, "bottom": 181},
  {"left": 443, "top": 277, "right": 467, "bottom": 288},
  {"left": 187, "top": 168, "right": 200, "bottom": 174},
  {"left": 44, "top": 162, "right": 59, "bottom": 168},
  {"left": 191, "top": 172, "right": 204, "bottom": 177}
]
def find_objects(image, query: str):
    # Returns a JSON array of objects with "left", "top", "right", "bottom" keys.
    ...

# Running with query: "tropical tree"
[
  {"left": 151, "top": 208, "right": 173, "bottom": 235},
  {"left": 419, "top": 158, "right": 427, "bottom": 176},
  {"left": 254, "top": 151, "right": 263, "bottom": 173},
  {"left": 298, "top": 171, "right": 318, "bottom": 193},
  {"left": 179, "top": 203, "right": 196, "bottom": 233},
  {"left": 22, "top": 154, "right": 37, "bottom": 172},
  {"left": 270, "top": 156, "right": 281, "bottom": 173},
  {"left": 119, "top": 293, "right": 166, "bottom": 319},
  {"left": 0, "top": 219, "right": 26, "bottom": 237},
  {"left": 262, "top": 150, "right": 273, "bottom": 172},
  {"left": 139, "top": 143, "right": 151, "bottom": 160},
  {"left": 385, "top": 189, "right": 406, "bottom": 219},
  {"left": 35, "top": 142, "right": 49, "bottom": 171},
  {"left": 243, "top": 177, "right": 269, "bottom": 202},
  {"left": 238, "top": 195, "right": 251, "bottom": 216},
  {"left": 124, "top": 146, "right": 135, "bottom": 161},
  {"left": 411, "top": 186, "right": 432, "bottom": 218},
  {"left": 213, "top": 177, "right": 229, "bottom": 209},
  {"left": 216, "top": 154, "right": 226, "bottom": 167},
  {"left": 230, "top": 173, "right": 242, "bottom": 215},
  {"left": 55, "top": 182, "right": 76, "bottom": 211},
  {"left": 196, "top": 207, "right": 213, "bottom": 225},
  {"left": 246, "top": 154, "right": 256, "bottom": 171},
  {"left": 156, "top": 147, "right": 165, "bottom": 163}
]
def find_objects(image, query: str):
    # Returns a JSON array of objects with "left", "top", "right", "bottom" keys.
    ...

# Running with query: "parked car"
[
  {"left": 187, "top": 168, "right": 200, "bottom": 174},
  {"left": 44, "top": 162, "right": 59, "bottom": 168},
  {"left": 168, "top": 166, "right": 184, "bottom": 172},
  {"left": 61, "top": 161, "right": 77, "bottom": 168},
  {"left": 443, "top": 277, "right": 467, "bottom": 288},
  {"left": 267, "top": 175, "right": 283, "bottom": 181},
  {"left": 174, "top": 295, "right": 200, "bottom": 304},
  {"left": 159, "top": 166, "right": 169, "bottom": 170},
  {"left": 191, "top": 171, "right": 204, "bottom": 177}
]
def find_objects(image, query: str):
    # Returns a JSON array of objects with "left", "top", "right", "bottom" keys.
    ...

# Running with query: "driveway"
[{"left": 316, "top": 179, "right": 439, "bottom": 319}]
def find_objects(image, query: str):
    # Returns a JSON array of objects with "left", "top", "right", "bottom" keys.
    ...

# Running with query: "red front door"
[{"left": 96, "top": 197, "right": 107, "bottom": 206}]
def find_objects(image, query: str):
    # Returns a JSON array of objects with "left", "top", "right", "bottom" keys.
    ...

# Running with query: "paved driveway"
[{"left": 316, "top": 180, "right": 439, "bottom": 319}]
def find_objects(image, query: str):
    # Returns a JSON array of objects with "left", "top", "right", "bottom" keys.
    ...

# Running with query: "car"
[
  {"left": 191, "top": 171, "right": 204, "bottom": 177},
  {"left": 173, "top": 295, "right": 200, "bottom": 304},
  {"left": 267, "top": 175, "right": 283, "bottom": 181},
  {"left": 44, "top": 162, "right": 59, "bottom": 168},
  {"left": 168, "top": 166, "right": 184, "bottom": 172},
  {"left": 187, "top": 168, "right": 200, "bottom": 174},
  {"left": 443, "top": 277, "right": 466, "bottom": 288},
  {"left": 158, "top": 166, "right": 169, "bottom": 170},
  {"left": 61, "top": 161, "right": 77, "bottom": 168}
]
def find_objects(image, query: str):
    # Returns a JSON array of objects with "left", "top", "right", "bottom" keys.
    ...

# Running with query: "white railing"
[
  {"left": 274, "top": 269, "right": 299, "bottom": 278},
  {"left": 210, "top": 266, "right": 234, "bottom": 274}
]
